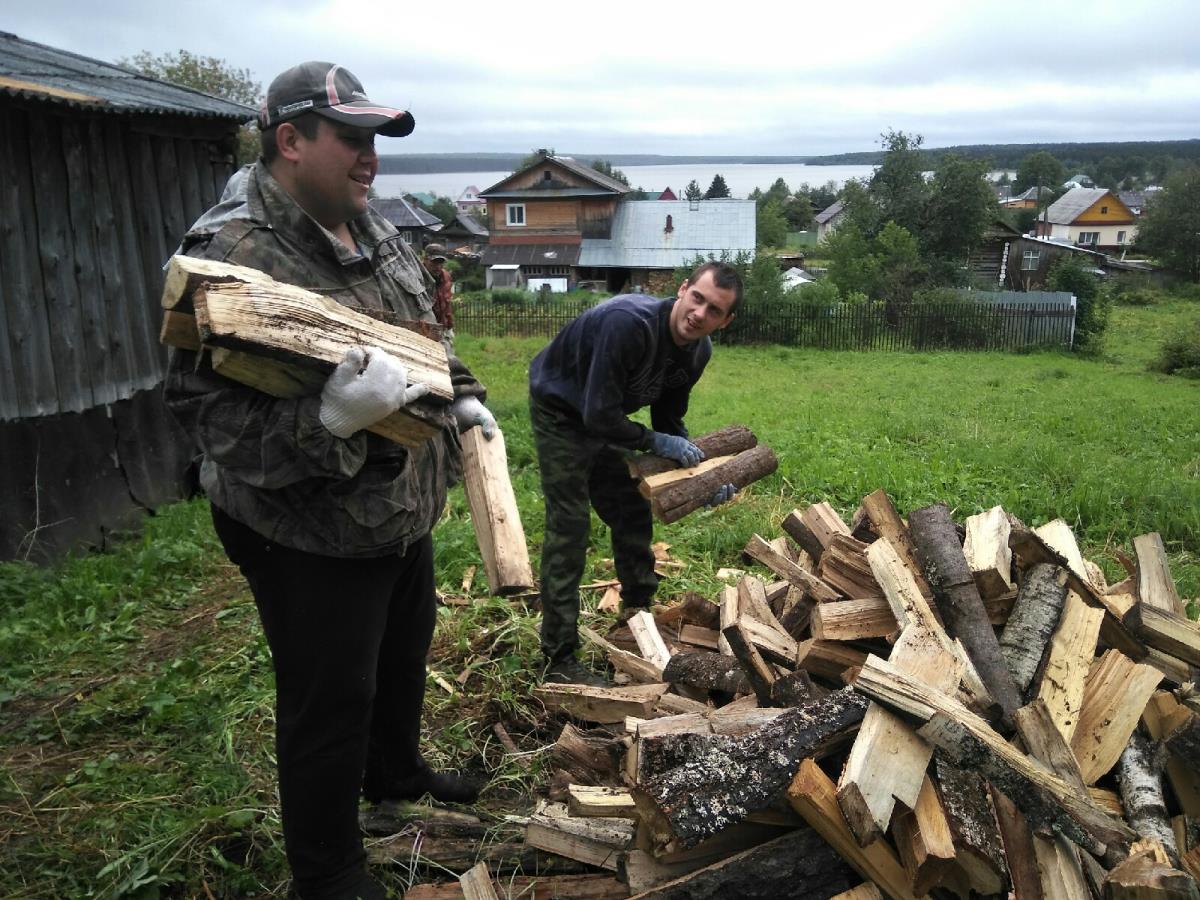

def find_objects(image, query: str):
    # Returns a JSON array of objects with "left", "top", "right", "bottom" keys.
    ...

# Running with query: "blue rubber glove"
[
  {"left": 450, "top": 395, "right": 497, "bottom": 440},
  {"left": 707, "top": 483, "right": 737, "bottom": 508},
  {"left": 649, "top": 431, "right": 704, "bottom": 468}
]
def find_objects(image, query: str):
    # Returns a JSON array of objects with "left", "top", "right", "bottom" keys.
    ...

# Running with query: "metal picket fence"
[{"left": 454, "top": 298, "right": 1076, "bottom": 351}]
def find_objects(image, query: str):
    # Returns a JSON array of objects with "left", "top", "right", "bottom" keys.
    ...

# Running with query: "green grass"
[{"left": 3, "top": 299, "right": 1199, "bottom": 896}]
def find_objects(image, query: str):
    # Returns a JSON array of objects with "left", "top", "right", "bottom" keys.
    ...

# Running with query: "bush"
[
  {"left": 1046, "top": 256, "right": 1112, "bottom": 354},
  {"left": 1116, "top": 287, "right": 1161, "bottom": 307},
  {"left": 490, "top": 288, "right": 535, "bottom": 305},
  {"left": 1150, "top": 323, "right": 1200, "bottom": 378}
]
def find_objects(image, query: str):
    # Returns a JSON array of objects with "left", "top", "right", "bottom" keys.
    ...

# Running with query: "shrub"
[
  {"left": 1116, "top": 287, "right": 1161, "bottom": 307},
  {"left": 490, "top": 288, "right": 534, "bottom": 305},
  {"left": 1150, "top": 322, "right": 1200, "bottom": 379},
  {"left": 1046, "top": 256, "right": 1112, "bottom": 354}
]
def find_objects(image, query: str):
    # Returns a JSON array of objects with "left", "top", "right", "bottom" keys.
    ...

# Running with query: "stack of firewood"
[{"left": 480, "top": 490, "right": 1200, "bottom": 899}]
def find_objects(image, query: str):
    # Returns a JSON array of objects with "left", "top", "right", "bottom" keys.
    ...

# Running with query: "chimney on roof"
[{"left": 537, "top": 148, "right": 550, "bottom": 157}]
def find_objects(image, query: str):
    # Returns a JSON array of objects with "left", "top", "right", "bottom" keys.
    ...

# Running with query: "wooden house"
[
  {"left": 437, "top": 211, "right": 489, "bottom": 255},
  {"left": 0, "top": 32, "right": 253, "bottom": 561},
  {"left": 369, "top": 195, "right": 443, "bottom": 245},
  {"left": 478, "top": 153, "right": 631, "bottom": 289},
  {"left": 815, "top": 199, "right": 846, "bottom": 242},
  {"left": 1036, "top": 187, "right": 1137, "bottom": 251}
]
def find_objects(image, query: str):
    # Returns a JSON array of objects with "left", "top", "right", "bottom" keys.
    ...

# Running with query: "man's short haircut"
[
  {"left": 260, "top": 113, "right": 321, "bottom": 164},
  {"left": 686, "top": 261, "right": 743, "bottom": 314}
]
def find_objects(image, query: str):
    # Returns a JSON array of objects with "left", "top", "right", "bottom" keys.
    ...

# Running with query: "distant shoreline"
[{"left": 377, "top": 138, "right": 1200, "bottom": 175}]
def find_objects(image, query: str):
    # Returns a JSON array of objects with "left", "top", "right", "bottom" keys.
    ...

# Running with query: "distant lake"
[{"left": 371, "top": 163, "right": 879, "bottom": 201}]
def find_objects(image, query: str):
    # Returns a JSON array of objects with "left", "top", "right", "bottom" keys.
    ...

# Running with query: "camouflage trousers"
[{"left": 530, "top": 396, "right": 658, "bottom": 662}]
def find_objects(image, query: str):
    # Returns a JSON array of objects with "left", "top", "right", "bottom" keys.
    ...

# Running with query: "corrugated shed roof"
[
  {"left": 1043, "top": 188, "right": 1120, "bottom": 224},
  {"left": 481, "top": 243, "right": 580, "bottom": 266},
  {"left": 815, "top": 199, "right": 845, "bottom": 225},
  {"left": 370, "top": 196, "right": 442, "bottom": 229},
  {"left": 0, "top": 31, "right": 255, "bottom": 120},
  {"left": 578, "top": 199, "right": 756, "bottom": 269}
]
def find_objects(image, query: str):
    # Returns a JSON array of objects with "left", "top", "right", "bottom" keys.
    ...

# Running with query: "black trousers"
[{"left": 211, "top": 505, "right": 436, "bottom": 898}]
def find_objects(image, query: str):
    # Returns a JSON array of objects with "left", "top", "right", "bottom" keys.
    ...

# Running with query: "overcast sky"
[{"left": 8, "top": 0, "right": 1200, "bottom": 156}]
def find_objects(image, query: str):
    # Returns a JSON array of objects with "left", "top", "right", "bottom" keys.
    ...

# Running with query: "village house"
[
  {"left": 437, "top": 210, "right": 489, "bottom": 256},
  {"left": 815, "top": 199, "right": 846, "bottom": 242},
  {"left": 478, "top": 152, "right": 631, "bottom": 290},
  {"left": 1035, "top": 187, "right": 1137, "bottom": 252},
  {"left": 478, "top": 153, "right": 755, "bottom": 293},
  {"left": 455, "top": 184, "right": 485, "bottom": 215},
  {"left": 969, "top": 219, "right": 1109, "bottom": 291},
  {"left": 1000, "top": 185, "right": 1052, "bottom": 210},
  {"left": 577, "top": 198, "right": 756, "bottom": 294},
  {"left": 368, "top": 195, "right": 443, "bottom": 245}
]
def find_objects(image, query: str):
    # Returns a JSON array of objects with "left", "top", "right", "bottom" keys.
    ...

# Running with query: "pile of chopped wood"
[{"left": 448, "top": 490, "right": 1200, "bottom": 899}]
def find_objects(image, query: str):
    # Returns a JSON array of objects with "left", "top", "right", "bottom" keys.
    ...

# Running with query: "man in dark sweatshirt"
[{"left": 528, "top": 261, "right": 742, "bottom": 685}]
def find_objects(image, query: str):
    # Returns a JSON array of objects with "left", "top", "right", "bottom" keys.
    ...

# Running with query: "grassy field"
[{"left": 1, "top": 296, "right": 1198, "bottom": 897}]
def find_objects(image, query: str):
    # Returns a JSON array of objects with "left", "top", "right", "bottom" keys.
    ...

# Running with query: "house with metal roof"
[
  {"left": 437, "top": 211, "right": 489, "bottom": 255},
  {"left": 369, "top": 195, "right": 443, "bottom": 245},
  {"left": 1035, "top": 187, "right": 1136, "bottom": 251},
  {"left": 815, "top": 199, "right": 846, "bottom": 242},
  {"left": 478, "top": 152, "right": 632, "bottom": 290},
  {"left": 578, "top": 199, "right": 756, "bottom": 294},
  {"left": 0, "top": 31, "right": 253, "bottom": 561}
]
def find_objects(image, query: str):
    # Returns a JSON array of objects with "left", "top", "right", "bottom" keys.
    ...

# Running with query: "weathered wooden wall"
[{"left": 0, "top": 98, "right": 240, "bottom": 561}]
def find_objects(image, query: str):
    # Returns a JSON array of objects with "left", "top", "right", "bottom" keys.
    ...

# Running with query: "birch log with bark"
[
  {"left": 999, "top": 563, "right": 1068, "bottom": 697},
  {"left": 1119, "top": 730, "right": 1180, "bottom": 862},
  {"left": 631, "top": 687, "right": 868, "bottom": 850},
  {"left": 626, "top": 425, "right": 757, "bottom": 479}
]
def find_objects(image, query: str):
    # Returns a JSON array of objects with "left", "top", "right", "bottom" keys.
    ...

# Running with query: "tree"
[
  {"left": 684, "top": 180, "right": 704, "bottom": 202},
  {"left": 756, "top": 200, "right": 789, "bottom": 249},
  {"left": 704, "top": 174, "right": 731, "bottom": 199},
  {"left": 1015, "top": 151, "right": 1065, "bottom": 198},
  {"left": 430, "top": 196, "right": 458, "bottom": 226},
  {"left": 869, "top": 129, "right": 928, "bottom": 236},
  {"left": 120, "top": 50, "right": 260, "bottom": 105},
  {"left": 590, "top": 159, "right": 630, "bottom": 186},
  {"left": 923, "top": 154, "right": 999, "bottom": 263},
  {"left": 515, "top": 148, "right": 554, "bottom": 172},
  {"left": 120, "top": 50, "right": 260, "bottom": 164},
  {"left": 784, "top": 193, "right": 814, "bottom": 231},
  {"left": 1136, "top": 165, "right": 1200, "bottom": 281}
]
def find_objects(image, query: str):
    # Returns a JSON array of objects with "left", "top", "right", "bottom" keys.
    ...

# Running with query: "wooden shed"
[{"left": 0, "top": 32, "right": 253, "bottom": 561}]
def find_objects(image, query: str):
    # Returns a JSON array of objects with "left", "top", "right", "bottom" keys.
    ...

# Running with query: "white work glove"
[
  {"left": 450, "top": 395, "right": 497, "bottom": 440},
  {"left": 319, "top": 346, "right": 430, "bottom": 438}
]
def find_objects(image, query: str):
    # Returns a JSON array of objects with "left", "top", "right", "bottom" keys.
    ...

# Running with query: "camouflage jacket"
[{"left": 165, "top": 161, "right": 485, "bottom": 558}]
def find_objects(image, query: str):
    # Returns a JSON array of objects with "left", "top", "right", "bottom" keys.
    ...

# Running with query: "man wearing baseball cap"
[
  {"left": 168, "top": 61, "right": 496, "bottom": 900},
  {"left": 422, "top": 243, "right": 455, "bottom": 338}
]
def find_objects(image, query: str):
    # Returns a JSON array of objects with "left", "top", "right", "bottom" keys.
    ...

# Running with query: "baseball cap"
[
  {"left": 260, "top": 61, "right": 415, "bottom": 137},
  {"left": 424, "top": 243, "right": 448, "bottom": 260}
]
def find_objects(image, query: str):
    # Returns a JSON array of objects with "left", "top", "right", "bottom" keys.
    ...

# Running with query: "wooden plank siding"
[
  {"left": 0, "top": 106, "right": 58, "bottom": 418},
  {"left": 0, "top": 104, "right": 238, "bottom": 421}
]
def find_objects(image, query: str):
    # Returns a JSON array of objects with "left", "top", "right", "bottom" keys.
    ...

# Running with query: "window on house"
[
  {"left": 399, "top": 231, "right": 413, "bottom": 244},
  {"left": 1100, "top": 206, "right": 1108, "bottom": 214},
  {"left": 506, "top": 203, "right": 526, "bottom": 226},
  {"left": 546, "top": 266, "right": 568, "bottom": 276},
  {"left": 1021, "top": 249, "right": 1040, "bottom": 271},
  {"left": 1077, "top": 232, "right": 1100, "bottom": 245},
  {"left": 1118, "top": 231, "right": 1127, "bottom": 244},
  {"left": 543, "top": 170, "right": 552, "bottom": 182}
]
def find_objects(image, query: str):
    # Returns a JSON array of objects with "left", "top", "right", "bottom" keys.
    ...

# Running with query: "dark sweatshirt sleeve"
[{"left": 578, "top": 310, "right": 655, "bottom": 449}]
